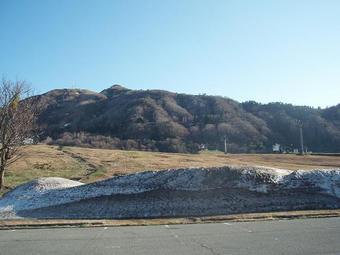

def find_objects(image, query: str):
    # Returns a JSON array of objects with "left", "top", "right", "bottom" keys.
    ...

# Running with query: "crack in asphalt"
[
  {"left": 164, "top": 225, "right": 221, "bottom": 254},
  {"left": 186, "top": 231, "right": 221, "bottom": 255},
  {"left": 199, "top": 243, "right": 220, "bottom": 255}
]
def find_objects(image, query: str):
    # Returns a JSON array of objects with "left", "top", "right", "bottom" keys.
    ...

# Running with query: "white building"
[
  {"left": 272, "top": 143, "right": 280, "bottom": 153},
  {"left": 23, "top": 138, "right": 34, "bottom": 145}
]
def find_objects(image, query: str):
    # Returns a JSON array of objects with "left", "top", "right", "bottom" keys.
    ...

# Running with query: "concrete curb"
[{"left": 1, "top": 209, "right": 340, "bottom": 230}]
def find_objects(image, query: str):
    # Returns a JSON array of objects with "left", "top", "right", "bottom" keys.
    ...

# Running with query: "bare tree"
[{"left": 0, "top": 79, "right": 40, "bottom": 190}]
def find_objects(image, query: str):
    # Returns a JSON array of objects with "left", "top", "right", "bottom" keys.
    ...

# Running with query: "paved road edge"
[{"left": 1, "top": 209, "right": 339, "bottom": 230}]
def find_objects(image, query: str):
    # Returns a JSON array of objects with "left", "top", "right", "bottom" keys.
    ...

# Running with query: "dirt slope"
[{"left": 5, "top": 145, "right": 340, "bottom": 194}]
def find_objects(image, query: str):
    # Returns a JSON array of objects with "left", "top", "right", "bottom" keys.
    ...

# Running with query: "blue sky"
[{"left": 1, "top": 0, "right": 339, "bottom": 108}]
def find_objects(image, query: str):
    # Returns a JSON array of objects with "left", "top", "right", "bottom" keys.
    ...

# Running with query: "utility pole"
[
  {"left": 298, "top": 120, "right": 304, "bottom": 155},
  {"left": 224, "top": 135, "right": 228, "bottom": 154}
]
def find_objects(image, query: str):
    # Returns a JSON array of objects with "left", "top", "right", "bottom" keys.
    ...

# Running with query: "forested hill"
[{"left": 34, "top": 85, "right": 340, "bottom": 153}]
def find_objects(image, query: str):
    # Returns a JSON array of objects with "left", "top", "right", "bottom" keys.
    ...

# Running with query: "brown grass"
[{"left": 2, "top": 144, "right": 340, "bottom": 195}]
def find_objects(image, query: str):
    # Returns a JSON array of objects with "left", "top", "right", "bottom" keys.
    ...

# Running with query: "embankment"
[{"left": 0, "top": 166, "right": 339, "bottom": 219}]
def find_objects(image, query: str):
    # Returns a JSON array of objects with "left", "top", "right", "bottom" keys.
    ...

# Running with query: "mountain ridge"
[{"left": 34, "top": 86, "right": 340, "bottom": 153}]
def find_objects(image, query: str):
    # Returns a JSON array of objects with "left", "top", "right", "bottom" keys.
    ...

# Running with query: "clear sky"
[{"left": 1, "top": 0, "right": 339, "bottom": 108}]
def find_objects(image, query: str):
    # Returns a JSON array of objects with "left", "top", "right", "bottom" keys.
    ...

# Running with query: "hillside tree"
[{"left": 0, "top": 79, "right": 40, "bottom": 190}]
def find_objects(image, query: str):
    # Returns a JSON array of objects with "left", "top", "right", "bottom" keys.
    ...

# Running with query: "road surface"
[{"left": 0, "top": 217, "right": 339, "bottom": 255}]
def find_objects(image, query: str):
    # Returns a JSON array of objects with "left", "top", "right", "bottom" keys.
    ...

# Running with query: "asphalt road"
[{"left": 0, "top": 217, "right": 339, "bottom": 255}]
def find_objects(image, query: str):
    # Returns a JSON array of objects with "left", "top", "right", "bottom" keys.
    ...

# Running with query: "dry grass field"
[{"left": 2, "top": 144, "right": 340, "bottom": 195}]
